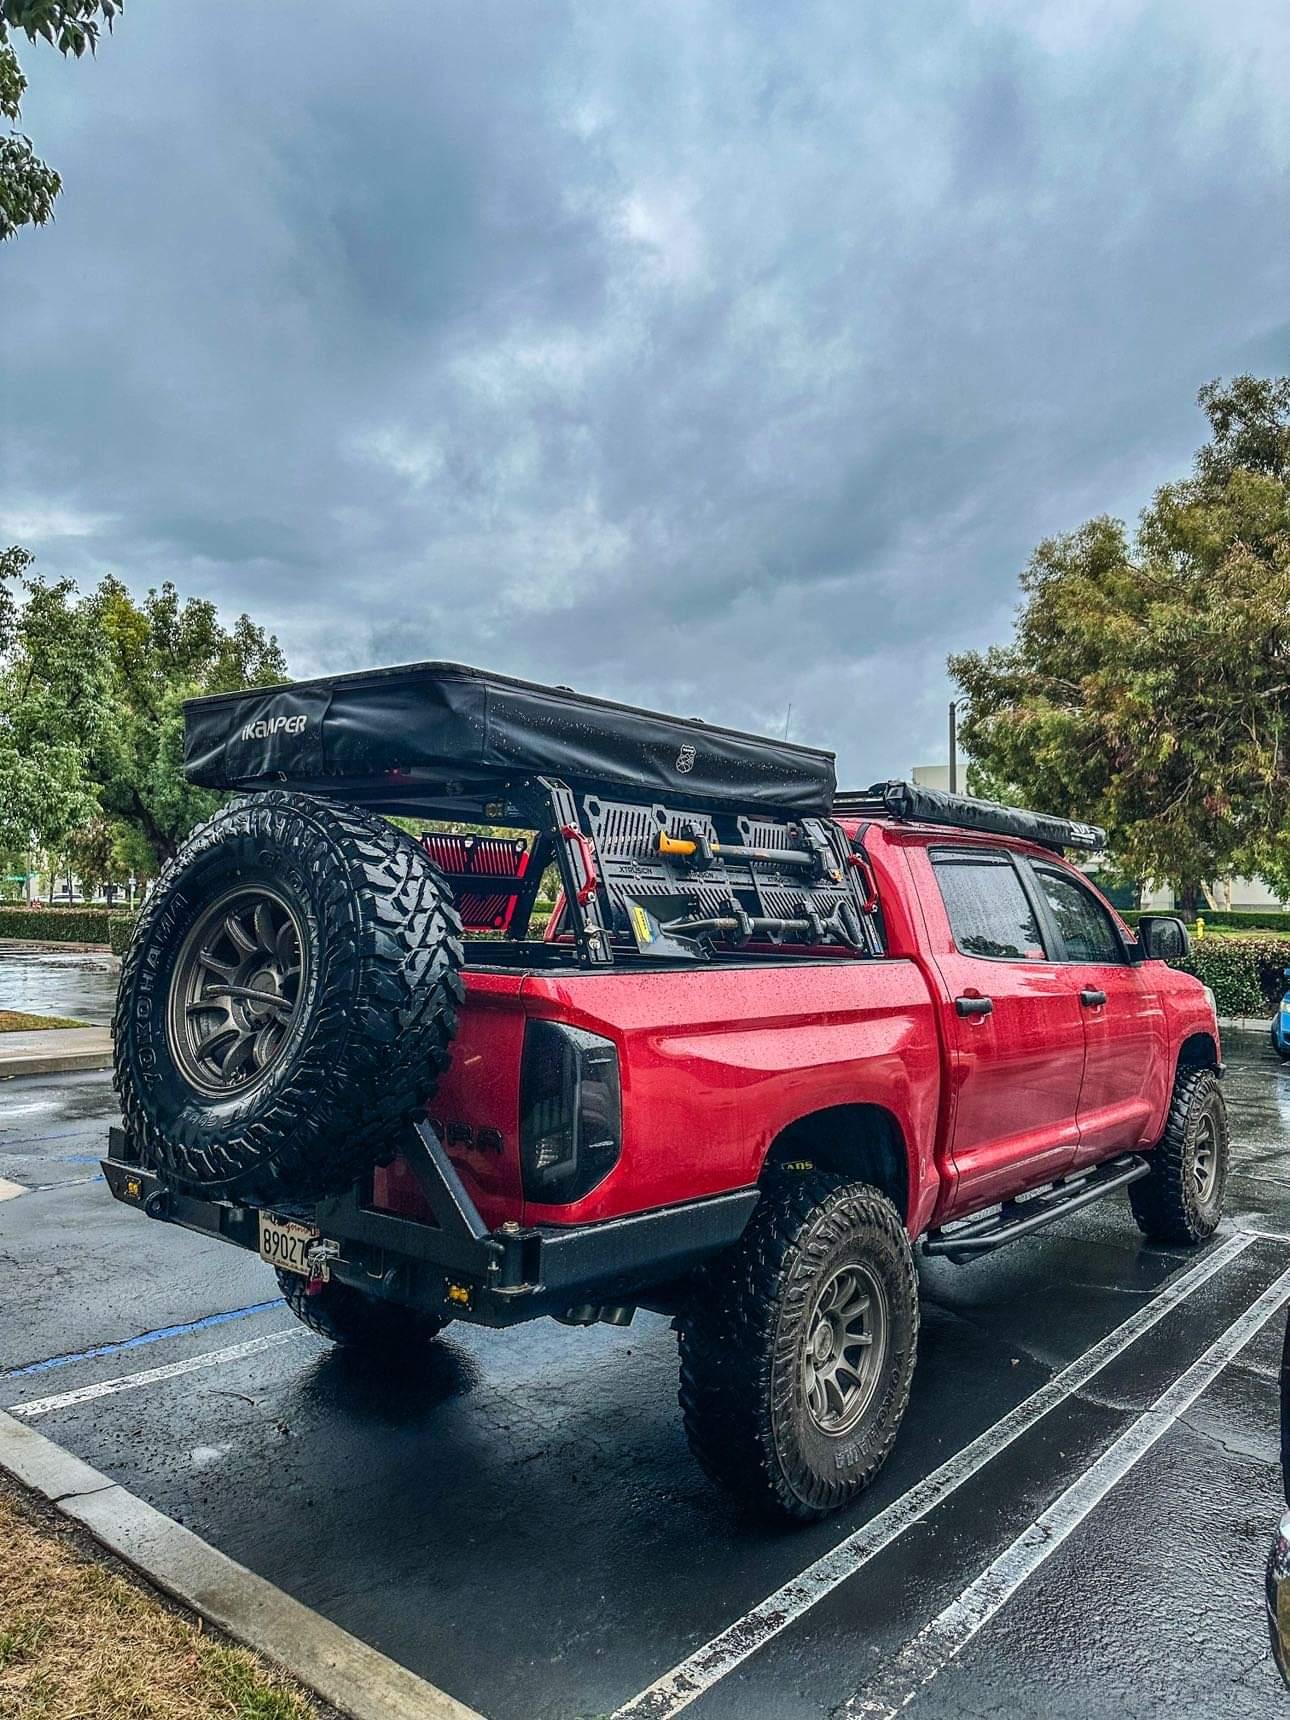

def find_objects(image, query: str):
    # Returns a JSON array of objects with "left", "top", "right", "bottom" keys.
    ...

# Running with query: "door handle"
[
  {"left": 955, "top": 995, "right": 994, "bottom": 1018},
  {"left": 1080, "top": 988, "right": 1107, "bottom": 1007}
]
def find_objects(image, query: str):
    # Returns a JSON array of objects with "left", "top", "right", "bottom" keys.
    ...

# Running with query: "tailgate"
[{"left": 372, "top": 969, "right": 530, "bottom": 1231}]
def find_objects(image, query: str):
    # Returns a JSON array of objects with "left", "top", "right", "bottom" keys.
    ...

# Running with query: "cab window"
[
  {"left": 1031, "top": 865, "right": 1124, "bottom": 964},
  {"left": 931, "top": 851, "right": 1048, "bottom": 961}
]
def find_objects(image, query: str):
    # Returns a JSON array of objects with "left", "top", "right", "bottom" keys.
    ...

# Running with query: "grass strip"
[
  {"left": 0, "top": 1011, "right": 85, "bottom": 1033},
  {"left": 0, "top": 1477, "right": 324, "bottom": 1720}
]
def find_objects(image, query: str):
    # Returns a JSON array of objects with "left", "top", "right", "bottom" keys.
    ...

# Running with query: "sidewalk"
[{"left": 0, "top": 1027, "right": 113, "bottom": 1077}]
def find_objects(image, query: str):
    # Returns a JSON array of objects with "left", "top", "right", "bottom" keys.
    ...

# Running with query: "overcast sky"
[{"left": 2, "top": 0, "right": 1287, "bottom": 782}]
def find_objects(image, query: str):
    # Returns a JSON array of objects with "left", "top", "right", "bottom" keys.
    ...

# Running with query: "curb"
[
  {"left": 0, "top": 1027, "right": 114, "bottom": 1078},
  {"left": 0, "top": 1411, "right": 485, "bottom": 1720}
]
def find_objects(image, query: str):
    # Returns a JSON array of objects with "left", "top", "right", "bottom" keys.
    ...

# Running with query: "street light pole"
[{"left": 948, "top": 699, "right": 959, "bottom": 795}]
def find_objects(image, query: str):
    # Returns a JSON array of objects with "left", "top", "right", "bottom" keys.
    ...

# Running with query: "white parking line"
[
  {"left": 8, "top": 1330, "right": 303, "bottom": 1419},
  {"left": 838, "top": 1260, "right": 1290, "bottom": 1718},
  {"left": 613, "top": 1230, "right": 1257, "bottom": 1720}
]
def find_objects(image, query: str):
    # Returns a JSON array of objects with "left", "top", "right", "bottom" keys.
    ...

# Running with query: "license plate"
[{"left": 258, "top": 1213, "right": 325, "bottom": 1280}]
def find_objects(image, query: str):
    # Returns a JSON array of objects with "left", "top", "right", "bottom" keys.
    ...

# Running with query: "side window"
[
  {"left": 1032, "top": 866, "right": 1124, "bottom": 964},
  {"left": 932, "top": 852, "right": 1048, "bottom": 961}
]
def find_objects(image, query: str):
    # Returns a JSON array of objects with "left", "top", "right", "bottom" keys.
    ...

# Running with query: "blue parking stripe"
[{"left": 2, "top": 1301, "right": 280, "bottom": 1379}]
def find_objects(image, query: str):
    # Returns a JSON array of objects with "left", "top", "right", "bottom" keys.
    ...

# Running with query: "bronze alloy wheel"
[
  {"left": 167, "top": 884, "right": 307, "bottom": 1098},
  {"left": 802, "top": 1260, "right": 890, "bottom": 1436},
  {"left": 1193, "top": 1109, "right": 1219, "bottom": 1204}
]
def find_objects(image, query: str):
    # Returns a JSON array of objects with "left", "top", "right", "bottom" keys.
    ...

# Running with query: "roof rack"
[{"left": 833, "top": 780, "right": 1106, "bottom": 855}]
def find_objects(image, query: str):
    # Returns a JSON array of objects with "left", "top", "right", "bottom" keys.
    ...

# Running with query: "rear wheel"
[
  {"left": 677, "top": 1170, "right": 919, "bottom": 1520},
  {"left": 276, "top": 1270, "right": 450, "bottom": 1350},
  {"left": 1129, "top": 1067, "right": 1228, "bottom": 1245}
]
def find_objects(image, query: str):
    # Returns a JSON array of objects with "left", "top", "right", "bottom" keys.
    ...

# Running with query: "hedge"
[
  {"left": 1168, "top": 936, "right": 1290, "bottom": 1018},
  {"left": 1120, "top": 908, "right": 1290, "bottom": 933},
  {"left": 0, "top": 906, "right": 113, "bottom": 945},
  {"left": 109, "top": 914, "right": 137, "bottom": 956},
  {"left": 1190, "top": 908, "right": 1290, "bottom": 932}
]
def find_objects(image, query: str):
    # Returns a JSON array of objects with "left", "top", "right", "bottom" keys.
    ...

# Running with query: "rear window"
[{"left": 932, "top": 851, "right": 1047, "bottom": 961}]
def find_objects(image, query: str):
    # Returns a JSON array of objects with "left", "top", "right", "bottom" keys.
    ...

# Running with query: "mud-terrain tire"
[
  {"left": 677, "top": 1170, "right": 919, "bottom": 1521},
  {"left": 276, "top": 1269, "right": 450, "bottom": 1349},
  {"left": 1128, "top": 1067, "right": 1228, "bottom": 1245},
  {"left": 113, "top": 790, "right": 464, "bottom": 1202}
]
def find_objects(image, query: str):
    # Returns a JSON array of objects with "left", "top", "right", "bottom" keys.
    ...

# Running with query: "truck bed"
[{"left": 383, "top": 959, "right": 944, "bottom": 1233}]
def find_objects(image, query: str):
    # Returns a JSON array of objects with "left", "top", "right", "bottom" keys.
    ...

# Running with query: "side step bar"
[{"left": 922, "top": 1154, "right": 1150, "bottom": 1264}]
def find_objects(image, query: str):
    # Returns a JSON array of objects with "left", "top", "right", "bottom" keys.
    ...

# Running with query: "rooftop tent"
[{"left": 183, "top": 661, "right": 837, "bottom": 817}]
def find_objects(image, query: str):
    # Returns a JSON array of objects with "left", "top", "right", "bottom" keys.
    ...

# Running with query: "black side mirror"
[{"left": 1134, "top": 914, "right": 1191, "bottom": 962}]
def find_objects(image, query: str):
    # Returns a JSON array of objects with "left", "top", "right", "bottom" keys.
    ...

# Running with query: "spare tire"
[{"left": 113, "top": 790, "right": 464, "bottom": 1202}]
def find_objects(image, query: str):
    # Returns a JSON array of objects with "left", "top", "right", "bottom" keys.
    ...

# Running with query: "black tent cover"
[
  {"left": 183, "top": 661, "right": 836, "bottom": 815},
  {"left": 835, "top": 780, "right": 1107, "bottom": 853}
]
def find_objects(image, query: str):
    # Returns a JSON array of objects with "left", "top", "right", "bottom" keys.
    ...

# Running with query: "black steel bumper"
[{"left": 101, "top": 1122, "right": 758, "bottom": 1327}]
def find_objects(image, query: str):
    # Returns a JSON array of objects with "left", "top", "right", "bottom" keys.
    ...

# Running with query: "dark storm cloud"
[{"left": 2, "top": 0, "right": 1287, "bottom": 779}]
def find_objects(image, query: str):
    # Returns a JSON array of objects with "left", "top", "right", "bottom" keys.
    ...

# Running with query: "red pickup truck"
[{"left": 104, "top": 663, "right": 1226, "bottom": 1521}]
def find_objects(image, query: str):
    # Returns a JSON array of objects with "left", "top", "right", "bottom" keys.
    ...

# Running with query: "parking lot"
[{"left": 2, "top": 1014, "right": 1287, "bottom": 1718}]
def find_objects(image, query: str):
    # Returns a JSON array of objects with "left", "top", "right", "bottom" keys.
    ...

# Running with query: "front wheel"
[
  {"left": 1128, "top": 1067, "right": 1228, "bottom": 1245},
  {"left": 677, "top": 1170, "right": 919, "bottom": 1521},
  {"left": 276, "top": 1270, "right": 451, "bottom": 1351}
]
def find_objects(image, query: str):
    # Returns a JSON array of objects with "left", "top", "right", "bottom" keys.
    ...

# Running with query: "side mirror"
[{"left": 1134, "top": 914, "right": 1190, "bottom": 962}]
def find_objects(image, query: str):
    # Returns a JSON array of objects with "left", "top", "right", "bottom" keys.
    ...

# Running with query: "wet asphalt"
[
  {"left": 0, "top": 946, "right": 120, "bottom": 1025},
  {"left": 1, "top": 956, "right": 1287, "bottom": 1719}
]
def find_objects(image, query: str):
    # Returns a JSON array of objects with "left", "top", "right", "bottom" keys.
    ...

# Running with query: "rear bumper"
[{"left": 101, "top": 1125, "right": 758, "bottom": 1327}]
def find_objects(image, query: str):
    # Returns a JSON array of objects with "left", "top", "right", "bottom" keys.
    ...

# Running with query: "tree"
[
  {"left": 88, "top": 575, "right": 288, "bottom": 865},
  {"left": 0, "top": 548, "right": 102, "bottom": 860},
  {"left": 1, "top": 2, "right": 121, "bottom": 241},
  {"left": 64, "top": 812, "right": 129, "bottom": 901},
  {"left": 950, "top": 376, "right": 1290, "bottom": 910},
  {"left": 0, "top": 550, "right": 289, "bottom": 874}
]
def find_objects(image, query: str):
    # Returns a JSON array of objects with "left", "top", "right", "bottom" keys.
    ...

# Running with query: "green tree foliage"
[
  {"left": 1, "top": 2, "right": 121, "bottom": 240},
  {"left": 63, "top": 812, "right": 129, "bottom": 900},
  {"left": 951, "top": 377, "right": 1290, "bottom": 906},
  {"left": 89, "top": 573, "right": 287, "bottom": 864},
  {"left": 0, "top": 547, "right": 99, "bottom": 853},
  {"left": 0, "top": 549, "right": 287, "bottom": 872}
]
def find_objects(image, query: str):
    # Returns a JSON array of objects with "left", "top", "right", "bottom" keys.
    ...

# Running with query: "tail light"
[{"left": 520, "top": 1021, "right": 622, "bottom": 1204}]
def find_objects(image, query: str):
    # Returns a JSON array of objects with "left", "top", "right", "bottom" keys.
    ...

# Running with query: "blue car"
[{"left": 1273, "top": 968, "right": 1290, "bottom": 1061}]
